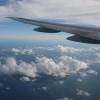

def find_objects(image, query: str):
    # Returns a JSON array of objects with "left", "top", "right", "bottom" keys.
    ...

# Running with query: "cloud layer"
[
  {"left": 1, "top": 0, "right": 100, "bottom": 23},
  {"left": 0, "top": 45, "right": 99, "bottom": 79}
]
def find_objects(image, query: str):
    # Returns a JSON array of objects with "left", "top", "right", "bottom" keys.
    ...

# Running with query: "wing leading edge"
[{"left": 9, "top": 17, "right": 100, "bottom": 43}]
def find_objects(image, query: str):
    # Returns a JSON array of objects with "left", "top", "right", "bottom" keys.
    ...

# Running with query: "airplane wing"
[{"left": 9, "top": 17, "right": 100, "bottom": 44}]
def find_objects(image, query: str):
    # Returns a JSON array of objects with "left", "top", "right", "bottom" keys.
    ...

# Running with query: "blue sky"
[
  {"left": 0, "top": 20, "right": 66, "bottom": 40},
  {"left": 0, "top": 0, "right": 8, "bottom": 5},
  {"left": 0, "top": 21, "right": 34, "bottom": 34}
]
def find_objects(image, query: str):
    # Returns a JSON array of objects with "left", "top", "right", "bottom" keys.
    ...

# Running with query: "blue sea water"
[{"left": 0, "top": 40, "right": 100, "bottom": 100}]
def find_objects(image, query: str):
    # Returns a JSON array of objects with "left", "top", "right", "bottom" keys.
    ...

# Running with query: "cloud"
[
  {"left": 76, "top": 89, "right": 91, "bottom": 97},
  {"left": 57, "top": 45, "right": 100, "bottom": 64},
  {"left": 0, "top": 45, "right": 99, "bottom": 80},
  {"left": 5, "top": 86, "right": 10, "bottom": 90},
  {"left": 11, "top": 48, "right": 33, "bottom": 55},
  {"left": 86, "top": 69, "right": 98, "bottom": 75},
  {"left": 1, "top": 0, "right": 100, "bottom": 23},
  {"left": 0, "top": 55, "right": 88, "bottom": 78},
  {"left": 76, "top": 78, "right": 83, "bottom": 82},
  {"left": 58, "top": 97, "right": 73, "bottom": 100},
  {"left": 0, "top": 57, "right": 37, "bottom": 78},
  {"left": 79, "top": 72, "right": 88, "bottom": 78},
  {"left": 57, "top": 45, "right": 80, "bottom": 55},
  {"left": 58, "top": 80, "right": 64, "bottom": 85},
  {"left": 41, "top": 86, "right": 48, "bottom": 91},
  {"left": 20, "top": 76, "right": 31, "bottom": 81},
  {"left": 77, "top": 69, "right": 98, "bottom": 81},
  {"left": 36, "top": 56, "right": 88, "bottom": 77}
]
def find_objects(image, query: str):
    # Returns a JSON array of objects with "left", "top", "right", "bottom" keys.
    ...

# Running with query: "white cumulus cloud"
[
  {"left": 0, "top": 57, "right": 37, "bottom": 78},
  {"left": 0, "top": 55, "right": 88, "bottom": 78}
]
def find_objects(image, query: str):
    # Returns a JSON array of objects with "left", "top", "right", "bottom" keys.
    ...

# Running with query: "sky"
[
  {"left": 0, "top": 0, "right": 100, "bottom": 40},
  {"left": 0, "top": 1, "right": 100, "bottom": 99}
]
